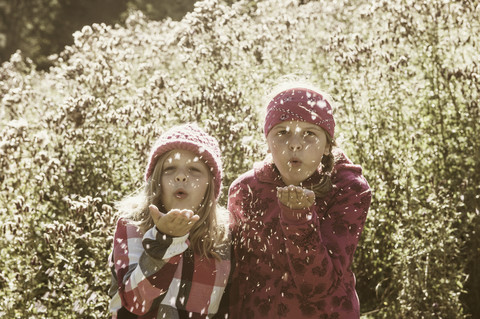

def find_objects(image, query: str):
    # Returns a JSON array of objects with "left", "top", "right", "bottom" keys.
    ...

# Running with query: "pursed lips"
[
  {"left": 174, "top": 188, "right": 188, "bottom": 199},
  {"left": 288, "top": 157, "right": 302, "bottom": 167}
]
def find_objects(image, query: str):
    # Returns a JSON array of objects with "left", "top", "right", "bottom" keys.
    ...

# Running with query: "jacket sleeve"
[
  {"left": 278, "top": 172, "right": 371, "bottom": 297},
  {"left": 227, "top": 179, "right": 253, "bottom": 315},
  {"left": 227, "top": 179, "right": 252, "bottom": 225},
  {"left": 112, "top": 218, "right": 188, "bottom": 315}
]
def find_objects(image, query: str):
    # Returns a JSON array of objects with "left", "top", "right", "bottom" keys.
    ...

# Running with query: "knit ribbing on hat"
[
  {"left": 264, "top": 88, "right": 335, "bottom": 138},
  {"left": 145, "top": 123, "right": 223, "bottom": 199}
]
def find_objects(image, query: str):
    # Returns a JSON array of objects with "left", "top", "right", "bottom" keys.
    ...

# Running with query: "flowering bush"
[{"left": 1, "top": 0, "right": 479, "bottom": 318}]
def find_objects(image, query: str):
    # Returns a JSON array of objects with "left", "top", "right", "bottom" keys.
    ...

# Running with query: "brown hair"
[
  {"left": 264, "top": 78, "right": 339, "bottom": 198},
  {"left": 310, "top": 132, "right": 337, "bottom": 198}
]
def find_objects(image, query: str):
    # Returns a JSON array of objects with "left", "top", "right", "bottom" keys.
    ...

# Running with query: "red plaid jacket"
[{"left": 109, "top": 218, "right": 231, "bottom": 319}]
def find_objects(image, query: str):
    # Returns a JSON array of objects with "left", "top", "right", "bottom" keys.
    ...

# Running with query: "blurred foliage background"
[
  {"left": 1, "top": 0, "right": 479, "bottom": 318},
  {"left": 0, "top": 0, "right": 199, "bottom": 69}
]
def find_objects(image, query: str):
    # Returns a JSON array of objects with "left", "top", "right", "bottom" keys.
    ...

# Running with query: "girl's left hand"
[
  {"left": 277, "top": 185, "right": 315, "bottom": 210},
  {"left": 149, "top": 205, "right": 200, "bottom": 237}
]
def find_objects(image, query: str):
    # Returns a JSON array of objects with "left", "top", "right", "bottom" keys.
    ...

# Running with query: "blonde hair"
[{"left": 116, "top": 150, "right": 228, "bottom": 260}]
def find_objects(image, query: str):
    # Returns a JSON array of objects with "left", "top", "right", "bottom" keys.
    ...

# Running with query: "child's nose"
[
  {"left": 175, "top": 172, "right": 187, "bottom": 182},
  {"left": 289, "top": 136, "right": 303, "bottom": 151}
]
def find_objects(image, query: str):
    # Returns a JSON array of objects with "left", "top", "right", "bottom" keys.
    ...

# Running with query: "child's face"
[
  {"left": 160, "top": 149, "right": 210, "bottom": 213},
  {"left": 267, "top": 121, "right": 330, "bottom": 186}
]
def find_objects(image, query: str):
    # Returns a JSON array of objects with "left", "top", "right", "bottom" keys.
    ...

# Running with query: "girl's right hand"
[
  {"left": 149, "top": 205, "right": 200, "bottom": 237},
  {"left": 277, "top": 185, "right": 315, "bottom": 210}
]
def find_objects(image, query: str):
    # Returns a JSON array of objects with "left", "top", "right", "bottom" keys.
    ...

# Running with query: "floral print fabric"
[{"left": 228, "top": 151, "right": 371, "bottom": 318}]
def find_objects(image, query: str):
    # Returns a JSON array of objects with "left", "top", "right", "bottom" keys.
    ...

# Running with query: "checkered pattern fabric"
[{"left": 109, "top": 218, "right": 231, "bottom": 318}]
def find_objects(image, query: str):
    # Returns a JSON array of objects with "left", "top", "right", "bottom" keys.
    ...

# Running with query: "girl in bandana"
[{"left": 228, "top": 82, "right": 371, "bottom": 318}]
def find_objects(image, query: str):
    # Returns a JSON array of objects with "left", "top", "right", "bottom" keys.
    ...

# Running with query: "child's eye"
[
  {"left": 163, "top": 166, "right": 175, "bottom": 174},
  {"left": 277, "top": 130, "right": 288, "bottom": 136},
  {"left": 304, "top": 131, "right": 316, "bottom": 137},
  {"left": 189, "top": 165, "right": 206, "bottom": 174}
]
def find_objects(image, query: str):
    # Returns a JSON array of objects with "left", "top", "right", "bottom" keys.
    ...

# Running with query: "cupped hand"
[
  {"left": 277, "top": 185, "right": 315, "bottom": 210},
  {"left": 149, "top": 205, "right": 200, "bottom": 237}
]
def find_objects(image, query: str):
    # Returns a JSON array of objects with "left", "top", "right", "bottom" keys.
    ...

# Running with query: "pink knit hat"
[
  {"left": 145, "top": 123, "right": 223, "bottom": 199},
  {"left": 264, "top": 87, "right": 335, "bottom": 138}
]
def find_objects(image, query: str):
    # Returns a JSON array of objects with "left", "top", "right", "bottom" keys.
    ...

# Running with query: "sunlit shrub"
[{"left": 0, "top": 0, "right": 478, "bottom": 318}]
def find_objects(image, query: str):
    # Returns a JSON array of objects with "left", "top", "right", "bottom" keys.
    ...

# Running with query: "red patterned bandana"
[{"left": 264, "top": 88, "right": 335, "bottom": 138}]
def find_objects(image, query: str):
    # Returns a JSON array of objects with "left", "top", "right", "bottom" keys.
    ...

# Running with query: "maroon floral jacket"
[{"left": 228, "top": 151, "right": 371, "bottom": 318}]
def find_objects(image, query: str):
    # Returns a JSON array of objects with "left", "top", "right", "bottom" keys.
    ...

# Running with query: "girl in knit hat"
[
  {"left": 228, "top": 81, "right": 371, "bottom": 318},
  {"left": 108, "top": 123, "right": 230, "bottom": 318}
]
